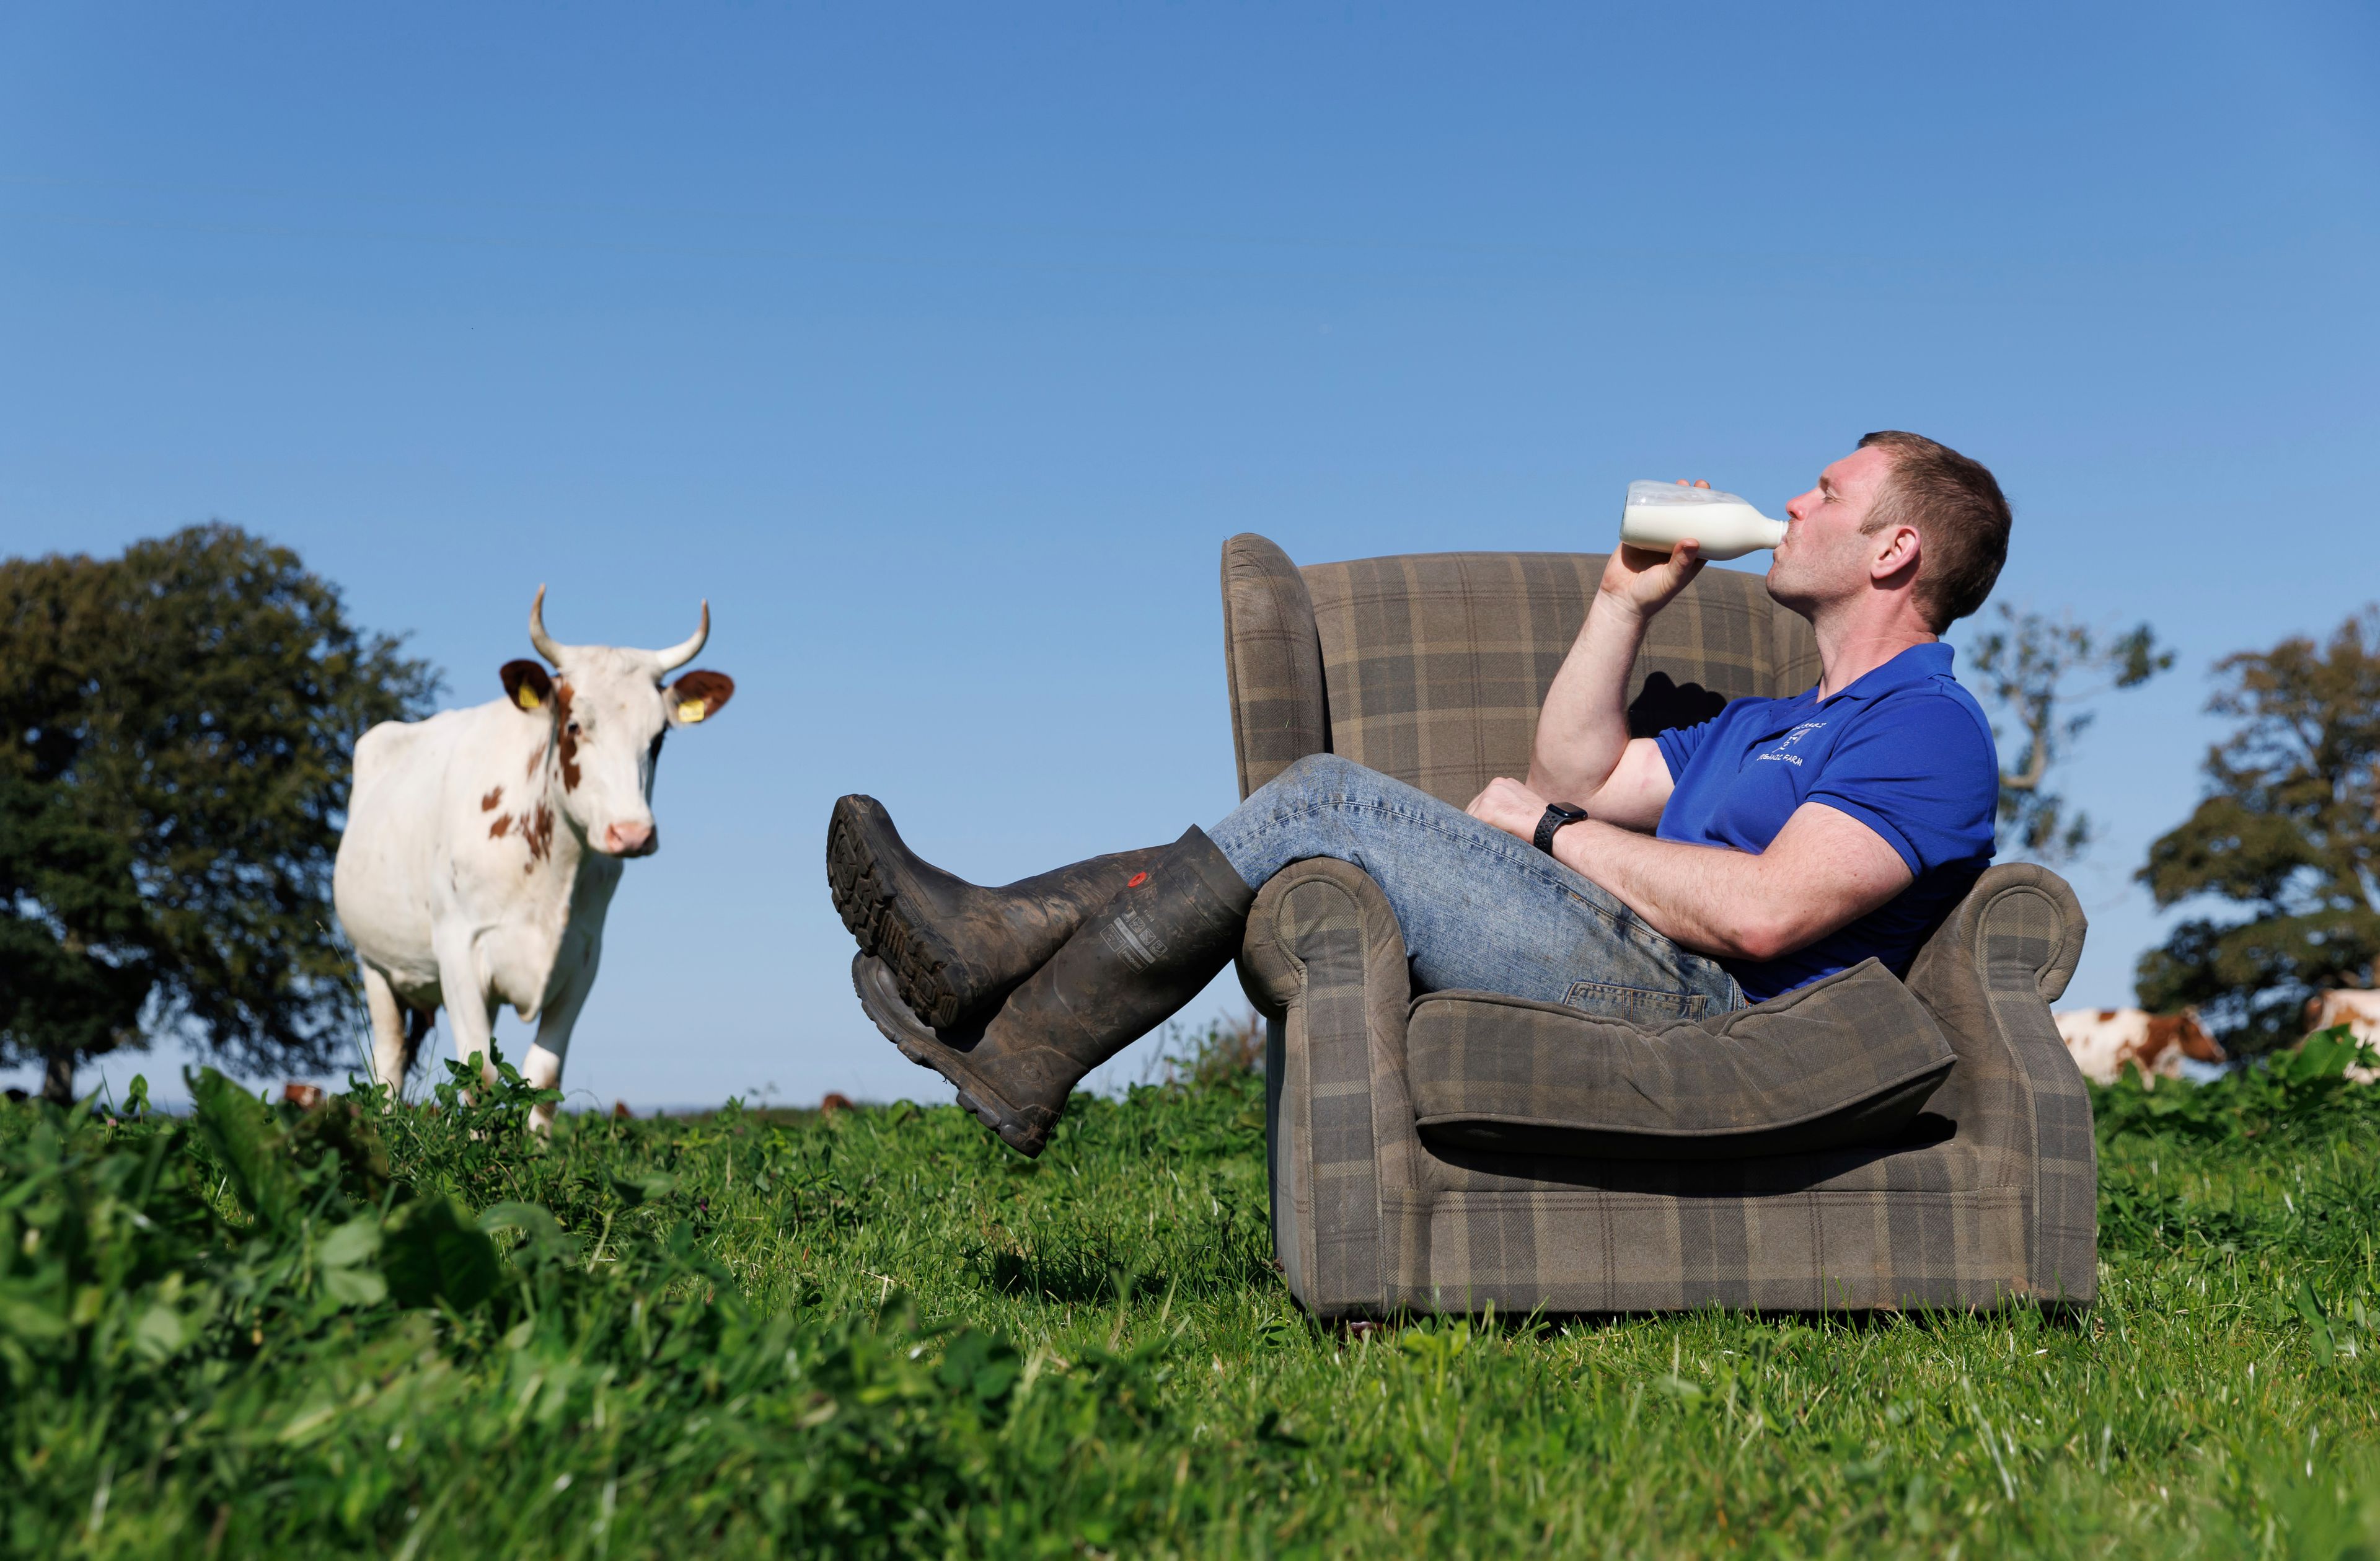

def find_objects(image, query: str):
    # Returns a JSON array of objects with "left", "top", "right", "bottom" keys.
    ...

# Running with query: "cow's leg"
[
  {"left": 359, "top": 963, "right": 413, "bottom": 1105},
  {"left": 524, "top": 945, "right": 603, "bottom": 1136},
  {"left": 431, "top": 930, "right": 503, "bottom": 1092},
  {"left": 520, "top": 1046, "right": 563, "bottom": 1136}
]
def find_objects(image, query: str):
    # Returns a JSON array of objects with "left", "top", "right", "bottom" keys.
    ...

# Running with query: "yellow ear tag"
[
  {"left": 516, "top": 688, "right": 542, "bottom": 711},
  {"left": 677, "top": 699, "right": 707, "bottom": 723}
]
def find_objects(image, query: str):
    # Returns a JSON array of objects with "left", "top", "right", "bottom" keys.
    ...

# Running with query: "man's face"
[{"left": 1767, "top": 444, "right": 1899, "bottom": 614}]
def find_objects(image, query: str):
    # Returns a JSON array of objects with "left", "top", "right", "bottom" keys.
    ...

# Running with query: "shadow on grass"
[{"left": 967, "top": 1242, "right": 1285, "bottom": 1305}]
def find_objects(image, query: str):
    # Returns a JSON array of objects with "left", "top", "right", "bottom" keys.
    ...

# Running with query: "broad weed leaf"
[
  {"left": 320, "top": 1265, "right": 390, "bottom": 1307},
  {"left": 187, "top": 1067, "right": 298, "bottom": 1226},
  {"left": 316, "top": 1217, "right": 382, "bottom": 1270},
  {"left": 480, "top": 1201, "right": 573, "bottom": 1260},
  {"left": 381, "top": 1197, "right": 501, "bottom": 1312}
]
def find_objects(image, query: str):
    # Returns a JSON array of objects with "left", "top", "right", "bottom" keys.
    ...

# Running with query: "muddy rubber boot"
[
  {"left": 853, "top": 824, "right": 1255, "bottom": 1157},
  {"left": 827, "top": 794, "right": 1166, "bottom": 1027}
]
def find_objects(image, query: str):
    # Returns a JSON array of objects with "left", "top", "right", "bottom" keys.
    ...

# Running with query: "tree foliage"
[
  {"left": 1964, "top": 603, "right": 2172, "bottom": 864},
  {"left": 0, "top": 524, "right": 438, "bottom": 1100},
  {"left": 2136, "top": 608, "right": 2380, "bottom": 1053}
]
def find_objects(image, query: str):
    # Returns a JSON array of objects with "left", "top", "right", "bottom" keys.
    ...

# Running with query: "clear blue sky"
[{"left": 4, "top": 2, "right": 2375, "bottom": 1108}]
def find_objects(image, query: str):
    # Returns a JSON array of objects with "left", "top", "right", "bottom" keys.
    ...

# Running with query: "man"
[{"left": 830, "top": 431, "right": 2008, "bottom": 1156}]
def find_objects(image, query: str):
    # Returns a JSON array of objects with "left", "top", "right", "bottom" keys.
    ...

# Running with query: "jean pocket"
[{"left": 1562, "top": 981, "right": 1710, "bottom": 1023}]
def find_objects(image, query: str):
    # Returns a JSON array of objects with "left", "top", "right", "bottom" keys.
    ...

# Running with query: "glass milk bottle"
[{"left": 1618, "top": 480, "right": 1787, "bottom": 561}]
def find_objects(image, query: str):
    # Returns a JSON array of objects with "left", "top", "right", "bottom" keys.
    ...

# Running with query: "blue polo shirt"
[{"left": 1652, "top": 642, "right": 1998, "bottom": 1002}]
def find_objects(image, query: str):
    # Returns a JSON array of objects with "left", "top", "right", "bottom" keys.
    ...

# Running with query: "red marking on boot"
[{"left": 1127, "top": 872, "right": 1149, "bottom": 888}]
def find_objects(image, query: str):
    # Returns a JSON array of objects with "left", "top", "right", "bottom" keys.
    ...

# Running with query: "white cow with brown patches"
[
  {"left": 333, "top": 590, "right": 733, "bottom": 1131},
  {"left": 2053, "top": 1007, "right": 2227, "bottom": 1088},
  {"left": 2304, "top": 989, "right": 2380, "bottom": 1084}
]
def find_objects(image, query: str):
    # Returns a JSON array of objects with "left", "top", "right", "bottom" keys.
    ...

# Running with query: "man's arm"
[
  {"left": 1524, "top": 536, "right": 1709, "bottom": 831},
  {"left": 1468, "top": 781, "right": 1913, "bottom": 960}
]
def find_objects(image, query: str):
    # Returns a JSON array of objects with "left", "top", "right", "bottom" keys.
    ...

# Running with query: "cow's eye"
[{"left": 566, "top": 721, "right": 581, "bottom": 736}]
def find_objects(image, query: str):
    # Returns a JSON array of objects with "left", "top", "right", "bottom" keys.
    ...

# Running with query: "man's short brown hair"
[{"left": 1856, "top": 430, "right": 2011, "bottom": 630}]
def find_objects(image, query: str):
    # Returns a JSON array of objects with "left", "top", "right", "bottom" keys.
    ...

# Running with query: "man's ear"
[
  {"left": 1871, "top": 524, "right": 1923, "bottom": 584},
  {"left": 667, "top": 670, "right": 735, "bottom": 727},
  {"left": 501, "top": 660, "right": 555, "bottom": 712}
]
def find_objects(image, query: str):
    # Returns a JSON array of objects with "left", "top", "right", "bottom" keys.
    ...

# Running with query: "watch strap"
[{"left": 1533, "top": 803, "right": 1589, "bottom": 855}]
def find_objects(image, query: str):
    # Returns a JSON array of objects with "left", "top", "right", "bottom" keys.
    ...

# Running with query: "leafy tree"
[
  {"left": 2136, "top": 608, "right": 2380, "bottom": 1053},
  {"left": 1964, "top": 603, "right": 2172, "bottom": 864},
  {"left": 0, "top": 524, "right": 438, "bottom": 1103}
]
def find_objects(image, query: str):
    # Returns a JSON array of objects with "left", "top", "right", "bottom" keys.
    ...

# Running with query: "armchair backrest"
[{"left": 1222, "top": 535, "right": 1822, "bottom": 807}]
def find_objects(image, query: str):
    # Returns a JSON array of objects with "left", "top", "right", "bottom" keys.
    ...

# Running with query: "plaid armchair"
[{"left": 1222, "top": 535, "right": 2097, "bottom": 1319}]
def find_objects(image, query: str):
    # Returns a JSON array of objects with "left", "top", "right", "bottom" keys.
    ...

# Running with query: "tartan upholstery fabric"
[
  {"left": 1222, "top": 535, "right": 2096, "bottom": 1319},
  {"left": 1240, "top": 857, "right": 1427, "bottom": 1316},
  {"left": 1293, "top": 549, "right": 1822, "bottom": 809},
  {"left": 1903, "top": 864, "right": 2098, "bottom": 1305},
  {"left": 1220, "top": 536, "right": 1331, "bottom": 799},
  {"left": 1407, "top": 958, "right": 1955, "bottom": 1161}
]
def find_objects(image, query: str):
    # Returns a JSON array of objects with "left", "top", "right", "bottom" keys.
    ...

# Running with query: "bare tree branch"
[{"left": 1965, "top": 603, "right": 2173, "bottom": 866}]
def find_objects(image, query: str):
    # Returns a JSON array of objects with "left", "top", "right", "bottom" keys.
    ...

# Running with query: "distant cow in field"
[
  {"left": 2303, "top": 989, "right": 2380, "bottom": 1084},
  {"left": 333, "top": 589, "right": 734, "bottom": 1132},
  {"left": 2054, "top": 1007, "right": 2227, "bottom": 1087}
]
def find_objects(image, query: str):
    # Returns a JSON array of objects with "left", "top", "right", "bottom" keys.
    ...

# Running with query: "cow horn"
[
  {"left": 529, "top": 585, "right": 566, "bottom": 666},
  {"left": 653, "top": 600, "right": 710, "bottom": 673}
]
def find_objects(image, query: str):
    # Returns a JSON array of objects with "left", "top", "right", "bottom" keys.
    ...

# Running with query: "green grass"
[{"left": 10, "top": 1038, "right": 2380, "bottom": 1559}]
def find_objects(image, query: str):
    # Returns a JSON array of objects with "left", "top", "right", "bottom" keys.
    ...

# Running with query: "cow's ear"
[
  {"left": 501, "top": 660, "right": 555, "bottom": 713},
  {"left": 667, "top": 670, "right": 734, "bottom": 727}
]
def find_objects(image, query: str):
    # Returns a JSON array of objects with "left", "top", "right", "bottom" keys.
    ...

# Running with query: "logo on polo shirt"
[{"left": 1756, "top": 720, "right": 1827, "bottom": 767}]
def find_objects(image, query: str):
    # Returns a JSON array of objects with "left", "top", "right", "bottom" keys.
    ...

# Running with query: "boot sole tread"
[
  {"left": 826, "top": 800, "right": 974, "bottom": 1028},
  {"left": 854, "top": 960, "right": 1047, "bottom": 1157}
]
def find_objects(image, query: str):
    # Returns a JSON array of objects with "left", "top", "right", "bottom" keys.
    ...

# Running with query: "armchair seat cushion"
[{"left": 1409, "top": 958, "right": 1957, "bottom": 1161}]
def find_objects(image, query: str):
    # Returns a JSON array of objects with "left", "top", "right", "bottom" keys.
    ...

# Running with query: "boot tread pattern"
[
  {"left": 852, "top": 953, "right": 1047, "bottom": 1157},
  {"left": 827, "top": 798, "right": 971, "bottom": 1028}
]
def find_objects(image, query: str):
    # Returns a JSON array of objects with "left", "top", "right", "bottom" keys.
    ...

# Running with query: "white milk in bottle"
[{"left": 1618, "top": 480, "right": 1787, "bottom": 561}]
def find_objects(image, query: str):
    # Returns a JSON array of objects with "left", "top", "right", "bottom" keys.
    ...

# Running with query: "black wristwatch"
[{"left": 1533, "top": 802, "right": 1590, "bottom": 856}]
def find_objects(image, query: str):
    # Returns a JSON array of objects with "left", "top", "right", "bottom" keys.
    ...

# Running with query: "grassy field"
[{"left": 9, "top": 1035, "right": 2380, "bottom": 1559}]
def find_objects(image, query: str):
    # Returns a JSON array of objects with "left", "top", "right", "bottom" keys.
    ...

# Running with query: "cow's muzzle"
[{"left": 602, "top": 821, "right": 658, "bottom": 857}]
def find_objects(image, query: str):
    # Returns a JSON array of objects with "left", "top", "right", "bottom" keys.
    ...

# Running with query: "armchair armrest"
[
  {"left": 1904, "top": 863, "right": 2098, "bottom": 1304},
  {"left": 1237, "top": 857, "right": 1429, "bottom": 1319}
]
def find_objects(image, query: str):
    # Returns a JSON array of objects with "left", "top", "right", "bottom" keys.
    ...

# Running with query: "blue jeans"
[{"left": 1209, "top": 753, "right": 1746, "bottom": 1022}]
